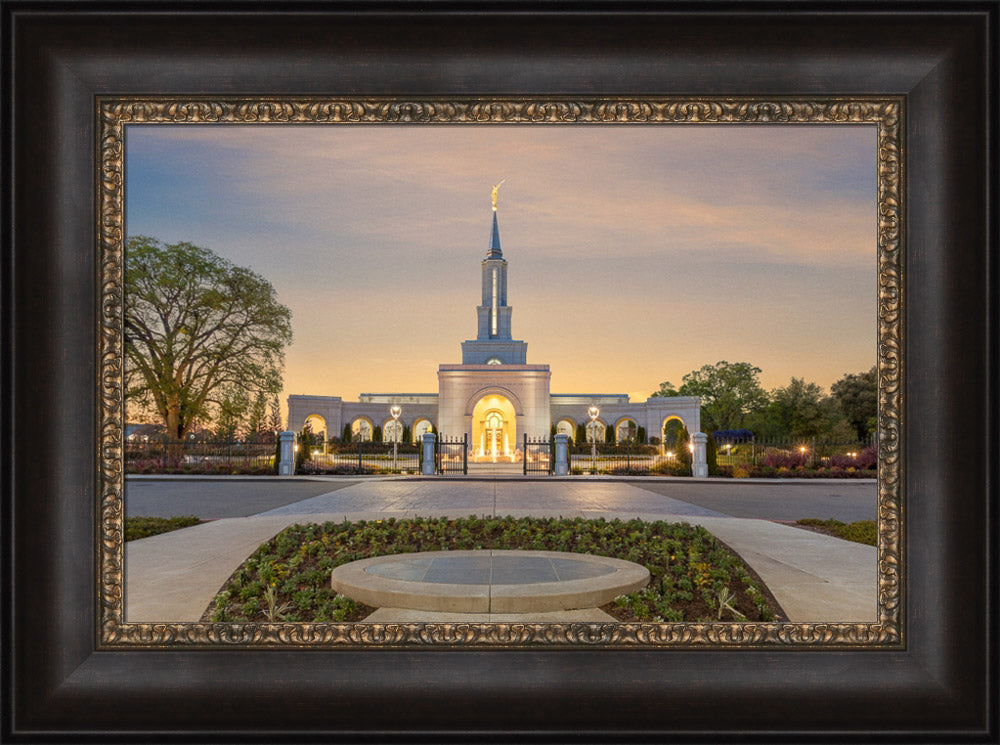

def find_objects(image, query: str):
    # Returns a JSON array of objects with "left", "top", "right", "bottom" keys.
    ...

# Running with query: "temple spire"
[
  {"left": 487, "top": 180, "right": 504, "bottom": 259},
  {"left": 488, "top": 211, "right": 502, "bottom": 258}
]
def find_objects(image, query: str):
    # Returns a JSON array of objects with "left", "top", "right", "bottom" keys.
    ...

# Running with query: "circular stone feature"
[{"left": 330, "top": 549, "right": 650, "bottom": 614}]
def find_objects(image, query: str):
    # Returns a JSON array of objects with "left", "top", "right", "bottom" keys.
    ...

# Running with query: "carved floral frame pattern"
[{"left": 98, "top": 97, "right": 903, "bottom": 648}]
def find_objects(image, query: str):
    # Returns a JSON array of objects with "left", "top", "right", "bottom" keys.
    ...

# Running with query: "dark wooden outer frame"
[{"left": 3, "top": 3, "right": 996, "bottom": 741}]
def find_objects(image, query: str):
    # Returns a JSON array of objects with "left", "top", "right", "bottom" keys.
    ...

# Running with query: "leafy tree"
[
  {"left": 654, "top": 361, "right": 768, "bottom": 432},
  {"left": 650, "top": 381, "right": 680, "bottom": 398},
  {"left": 706, "top": 434, "right": 718, "bottom": 476},
  {"left": 342, "top": 423, "right": 353, "bottom": 442},
  {"left": 243, "top": 391, "right": 272, "bottom": 441},
  {"left": 637, "top": 426, "right": 646, "bottom": 444},
  {"left": 762, "top": 378, "right": 827, "bottom": 439},
  {"left": 295, "top": 424, "right": 311, "bottom": 472},
  {"left": 676, "top": 426, "right": 691, "bottom": 467},
  {"left": 576, "top": 422, "right": 586, "bottom": 444},
  {"left": 124, "top": 236, "right": 292, "bottom": 440},
  {"left": 373, "top": 425, "right": 383, "bottom": 442},
  {"left": 212, "top": 385, "right": 249, "bottom": 441},
  {"left": 831, "top": 366, "right": 878, "bottom": 440},
  {"left": 260, "top": 393, "right": 283, "bottom": 436}
]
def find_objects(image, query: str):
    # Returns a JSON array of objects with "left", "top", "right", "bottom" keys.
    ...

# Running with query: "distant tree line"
[{"left": 651, "top": 361, "right": 877, "bottom": 442}]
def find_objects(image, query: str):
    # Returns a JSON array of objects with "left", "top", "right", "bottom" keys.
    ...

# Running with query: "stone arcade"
[{"left": 288, "top": 187, "right": 702, "bottom": 462}]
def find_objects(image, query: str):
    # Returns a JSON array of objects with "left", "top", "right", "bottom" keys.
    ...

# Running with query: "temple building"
[{"left": 288, "top": 186, "right": 701, "bottom": 460}]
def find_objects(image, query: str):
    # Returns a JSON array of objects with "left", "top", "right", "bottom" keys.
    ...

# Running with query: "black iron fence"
[
  {"left": 568, "top": 442, "right": 667, "bottom": 475},
  {"left": 307, "top": 441, "right": 421, "bottom": 473},
  {"left": 714, "top": 436, "right": 877, "bottom": 468},
  {"left": 523, "top": 434, "right": 557, "bottom": 475},
  {"left": 125, "top": 438, "right": 277, "bottom": 472},
  {"left": 436, "top": 434, "right": 468, "bottom": 474}
]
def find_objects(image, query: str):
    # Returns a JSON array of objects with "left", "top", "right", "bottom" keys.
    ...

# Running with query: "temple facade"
[{"left": 288, "top": 188, "right": 700, "bottom": 460}]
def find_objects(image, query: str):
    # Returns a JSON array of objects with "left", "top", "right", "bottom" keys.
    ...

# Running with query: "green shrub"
[{"left": 295, "top": 426, "right": 311, "bottom": 472}]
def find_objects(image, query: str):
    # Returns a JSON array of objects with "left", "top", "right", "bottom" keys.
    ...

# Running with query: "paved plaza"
[{"left": 124, "top": 475, "right": 878, "bottom": 624}]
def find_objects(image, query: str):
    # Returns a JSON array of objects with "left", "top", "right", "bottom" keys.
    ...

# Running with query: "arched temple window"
[
  {"left": 413, "top": 419, "right": 434, "bottom": 443},
  {"left": 555, "top": 419, "right": 576, "bottom": 441},
  {"left": 616, "top": 419, "right": 637, "bottom": 443},
  {"left": 586, "top": 419, "right": 606, "bottom": 444},
  {"left": 351, "top": 418, "right": 373, "bottom": 442},
  {"left": 383, "top": 419, "right": 404, "bottom": 443}
]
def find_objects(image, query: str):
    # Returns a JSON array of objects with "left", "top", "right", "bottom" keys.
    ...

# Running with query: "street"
[{"left": 125, "top": 476, "right": 877, "bottom": 523}]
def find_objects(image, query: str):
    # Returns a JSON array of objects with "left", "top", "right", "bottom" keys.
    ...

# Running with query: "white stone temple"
[{"left": 288, "top": 185, "right": 701, "bottom": 461}]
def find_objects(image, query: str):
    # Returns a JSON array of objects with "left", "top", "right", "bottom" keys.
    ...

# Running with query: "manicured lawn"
[
  {"left": 204, "top": 516, "right": 785, "bottom": 624},
  {"left": 125, "top": 516, "right": 203, "bottom": 541},
  {"left": 796, "top": 518, "right": 877, "bottom": 546}
]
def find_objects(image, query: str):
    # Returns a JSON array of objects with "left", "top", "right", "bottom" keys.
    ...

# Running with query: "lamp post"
[
  {"left": 588, "top": 405, "right": 600, "bottom": 473},
  {"left": 390, "top": 405, "right": 402, "bottom": 472}
]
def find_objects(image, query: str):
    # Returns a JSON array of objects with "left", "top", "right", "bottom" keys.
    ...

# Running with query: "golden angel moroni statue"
[{"left": 491, "top": 179, "right": 505, "bottom": 211}]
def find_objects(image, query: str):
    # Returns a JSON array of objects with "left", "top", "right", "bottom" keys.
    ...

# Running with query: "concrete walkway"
[{"left": 124, "top": 478, "right": 877, "bottom": 624}]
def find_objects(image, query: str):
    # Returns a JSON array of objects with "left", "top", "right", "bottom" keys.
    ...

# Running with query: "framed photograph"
[{"left": 4, "top": 2, "right": 996, "bottom": 741}]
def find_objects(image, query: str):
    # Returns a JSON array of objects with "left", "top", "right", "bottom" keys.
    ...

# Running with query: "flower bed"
[
  {"left": 720, "top": 464, "right": 876, "bottom": 479},
  {"left": 127, "top": 457, "right": 276, "bottom": 475},
  {"left": 204, "top": 516, "right": 785, "bottom": 624}
]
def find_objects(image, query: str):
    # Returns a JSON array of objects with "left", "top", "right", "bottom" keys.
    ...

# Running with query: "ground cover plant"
[
  {"left": 125, "top": 515, "right": 202, "bottom": 541},
  {"left": 127, "top": 457, "right": 276, "bottom": 475},
  {"left": 795, "top": 518, "right": 877, "bottom": 546},
  {"left": 203, "top": 516, "right": 784, "bottom": 624}
]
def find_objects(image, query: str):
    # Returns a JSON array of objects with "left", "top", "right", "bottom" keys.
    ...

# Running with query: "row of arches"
[
  {"left": 302, "top": 411, "right": 692, "bottom": 446},
  {"left": 303, "top": 414, "right": 435, "bottom": 444},
  {"left": 554, "top": 415, "right": 690, "bottom": 445}
]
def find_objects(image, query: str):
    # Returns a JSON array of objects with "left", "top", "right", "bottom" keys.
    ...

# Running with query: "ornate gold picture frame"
[{"left": 98, "top": 96, "right": 903, "bottom": 648}]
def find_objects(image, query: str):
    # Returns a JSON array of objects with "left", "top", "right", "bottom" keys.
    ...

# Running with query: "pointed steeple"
[
  {"left": 487, "top": 210, "right": 503, "bottom": 258},
  {"left": 460, "top": 182, "right": 527, "bottom": 364}
]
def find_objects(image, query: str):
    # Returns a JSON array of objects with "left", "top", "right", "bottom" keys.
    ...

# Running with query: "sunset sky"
[{"left": 124, "top": 124, "right": 877, "bottom": 411}]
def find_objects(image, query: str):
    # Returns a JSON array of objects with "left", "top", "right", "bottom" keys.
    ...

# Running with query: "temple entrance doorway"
[{"left": 471, "top": 394, "right": 517, "bottom": 462}]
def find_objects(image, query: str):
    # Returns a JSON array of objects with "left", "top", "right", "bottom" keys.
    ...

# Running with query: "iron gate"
[
  {"left": 523, "top": 434, "right": 556, "bottom": 475},
  {"left": 436, "top": 433, "right": 468, "bottom": 474}
]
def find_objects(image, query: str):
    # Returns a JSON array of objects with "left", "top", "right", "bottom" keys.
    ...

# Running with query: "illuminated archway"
[
  {"left": 382, "top": 418, "right": 404, "bottom": 443},
  {"left": 351, "top": 417, "right": 373, "bottom": 442},
  {"left": 586, "top": 419, "right": 606, "bottom": 444},
  {"left": 303, "top": 414, "right": 327, "bottom": 442},
  {"left": 471, "top": 393, "right": 517, "bottom": 462},
  {"left": 661, "top": 416, "right": 686, "bottom": 443},
  {"left": 555, "top": 418, "right": 576, "bottom": 442},
  {"left": 615, "top": 418, "right": 637, "bottom": 443},
  {"left": 302, "top": 414, "right": 328, "bottom": 454},
  {"left": 412, "top": 418, "right": 434, "bottom": 444}
]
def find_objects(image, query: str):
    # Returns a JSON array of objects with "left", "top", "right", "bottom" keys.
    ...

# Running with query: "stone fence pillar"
[
  {"left": 422, "top": 432, "right": 437, "bottom": 476},
  {"left": 554, "top": 433, "right": 569, "bottom": 476},
  {"left": 278, "top": 430, "right": 295, "bottom": 475},
  {"left": 691, "top": 432, "right": 708, "bottom": 478}
]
